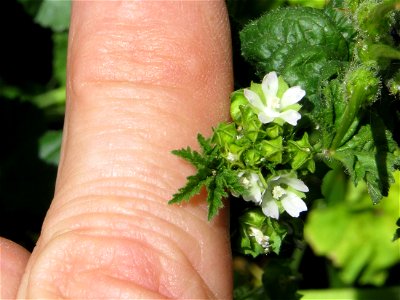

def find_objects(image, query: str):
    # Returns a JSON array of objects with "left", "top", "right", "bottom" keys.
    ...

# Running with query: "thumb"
[{"left": 18, "top": 1, "right": 233, "bottom": 299}]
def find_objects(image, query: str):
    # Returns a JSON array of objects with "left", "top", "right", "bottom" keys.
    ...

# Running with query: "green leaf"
[
  {"left": 169, "top": 168, "right": 212, "bottom": 205},
  {"left": 38, "top": 130, "right": 63, "bottom": 166},
  {"left": 17, "top": 0, "right": 43, "bottom": 17},
  {"left": 52, "top": 32, "right": 68, "bottom": 85},
  {"left": 262, "top": 258, "right": 302, "bottom": 300},
  {"left": 169, "top": 135, "right": 244, "bottom": 220},
  {"left": 332, "top": 120, "right": 400, "bottom": 204},
  {"left": 305, "top": 170, "right": 400, "bottom": 286},
  {"left": 240, "top": 6, "right": 350, "bottom": 99},
  {"left": 34, "top": 0, "right": 71, "bottom": 32}
]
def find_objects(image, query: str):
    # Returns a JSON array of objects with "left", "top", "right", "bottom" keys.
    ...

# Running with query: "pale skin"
[{"left": 0, "top": 1, "right": 233, "bottom": 298}]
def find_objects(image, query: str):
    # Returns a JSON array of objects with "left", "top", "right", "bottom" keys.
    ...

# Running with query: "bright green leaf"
[
  {"left": 34, "top": 0, "right": 71, "bottom": 32},
  {"left": 305, "top": 170, "right": 400, "bottom": 286}
]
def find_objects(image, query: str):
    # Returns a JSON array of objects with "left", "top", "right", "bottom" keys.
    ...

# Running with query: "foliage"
[
  {"left": 305, "top": 169, "right": 400, "bottom": 286},
  {"left": 1, "top": 0, "right": 70, "bottom": 249},
  {"left": 2, "top": 0, "right": 400, "bottom": 298},
  {"left": 172, "top": 0, "right": 400, "bottom": 297}
]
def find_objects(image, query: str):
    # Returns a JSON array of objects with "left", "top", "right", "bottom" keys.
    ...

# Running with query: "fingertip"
[{"left": 0, "top": 237, "right": 30, "bottom": 299}]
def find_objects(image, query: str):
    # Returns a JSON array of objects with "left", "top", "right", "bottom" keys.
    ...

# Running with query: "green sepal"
[
  {"left": 288, "top": 133, "right": 315, "bottom": 172},
  {"left": 238, "top": 209, "right": 288, "bottom": 257},
  {"left": 265, "top": 124, "right": 283, "bottom": 139},
  {"left": 256, "top": 137, "right": 283, "bottom": 164},
  {"left": 230, "top": 89, "right": 248, "bottom": 123},
  {"left": 243, "top": 148, "right": 261, "bottom": 167},
  {"left": 212, "top": 122, "right": 237, "bottom": 147},
  {"left": 240, "top": 106, "right": 262, "bottom": 142}
]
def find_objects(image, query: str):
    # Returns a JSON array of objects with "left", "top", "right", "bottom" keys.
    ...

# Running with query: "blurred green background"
[
  {"left": 0, "top": 0, "right": 69, "bottom": 250},
  {"left": 1, "top": 0, "right": 399, "bottom": 298}
]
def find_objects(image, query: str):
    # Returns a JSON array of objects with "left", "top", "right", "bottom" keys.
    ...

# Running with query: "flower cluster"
[
  {"left": 229, "top": 71, "right": 309, "bottom": 221},
  {"left": 170, "top": 71, "right": 311, "bottom": 255},
  {"left": 241, "top": 172, "right": 308, "bottom": 220},
  {"left": 228, "top": 71, "right": 309, "bottom": 253}
]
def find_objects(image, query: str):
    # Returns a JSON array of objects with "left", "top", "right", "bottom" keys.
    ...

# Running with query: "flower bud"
[
  {"left": 243, "top": 148, "right": 261, "bottom": 166},
  {"left": 212, "top": 122, "right": 237, "bottom": 147},
  {"left": 257, "top": 137, "right": 283, "bottom": 163},
  {"left": 230, "top": 90, "right": 248, "bottom": 123}
]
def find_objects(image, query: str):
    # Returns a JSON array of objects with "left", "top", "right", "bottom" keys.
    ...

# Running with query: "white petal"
[
  {"left": 262, "top": 197, "right": 280, "bottom": 219},
  {"left": 280, "top": 86, "right": 306, "bottom": 108},
  {"left": 281, "top": 177, "right": 309, "bottom": 192},
  {"left": 279, "top": 110, "right": 301, "bottom": 126},
  {"left": 281, "top": 192, "right": 307, "bottom": 217},
  {"left": 262, "top": 71, "right": 278, "bottom": 99},
  {"left": 258, "top": 112, "right": 275, "bottom": 124},
  {"left": 244, "top": 89, "right": 265, "bottom": 111},
  {"left": 243, "top": 185, "right": 262, "bottom": 204}
]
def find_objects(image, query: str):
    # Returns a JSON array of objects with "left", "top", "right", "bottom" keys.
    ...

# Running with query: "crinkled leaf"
[{"left": 240, "top": 7, "right": 350, "bottom": 100}]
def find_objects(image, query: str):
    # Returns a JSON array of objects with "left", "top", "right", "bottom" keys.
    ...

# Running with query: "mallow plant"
[{"left": 169, "top": 0, "right": 400, "bottom": 298}]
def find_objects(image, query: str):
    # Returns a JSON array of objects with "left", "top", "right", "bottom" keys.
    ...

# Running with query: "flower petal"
[
  {"left": 262, "top": 71, "right": 279, "bottom": 99},
  {"left": 281, "top": 192, "right": 307, "bottom": 217},
  {"left": 281, "top": 176, "right": 309, "bottom": 192},
  {"left": 258, "top": 105, "right": 281, "bottom": 123},
  {"left": 244, "top": 89, "right": 265, "bottom": 111},
  {"left": 279, "top": 110, "right": 301, "bottom": 126},
  {"left": 280, "top": 86, "right": 306, "bottom": 108},
  {"left": 262, "top": 196, "right": 280, "bottom": 219}
]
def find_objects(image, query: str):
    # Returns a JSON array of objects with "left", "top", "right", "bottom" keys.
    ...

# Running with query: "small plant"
[{"left": 170, "top": 0, "right": 400, "bottom": 298}]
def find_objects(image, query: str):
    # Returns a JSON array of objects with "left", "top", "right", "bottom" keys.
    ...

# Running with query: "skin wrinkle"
[
  {"left": 17, "top": 1, "right": 233, "bottom": 298},
  {"left": 27, "top": 231, "right": 211, "bottom": 298}
]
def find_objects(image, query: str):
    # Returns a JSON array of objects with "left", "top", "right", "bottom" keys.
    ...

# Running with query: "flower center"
[
  {"left": 241, "top": 177, "right": 250, "bottom": 188},
  {"left": 272, "top": 185, "right": 286, "bottom": 199},
  {"left": 269, "top": 96, "right": 281, "bottom": 110}
]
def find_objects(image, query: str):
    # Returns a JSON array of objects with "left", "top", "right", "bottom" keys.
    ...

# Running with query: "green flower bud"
[
  {"left": 257, "top": 137, "right": 283, "bottom": 164},
  {"left": 288, "top": 133, "right": 314, "bottom": 171},
  {"left": 265, "top": 124, "right": 283, "bottom": 139},
  {"left": 243, "top": 148, "right": 261, "bottom": 167},
  {"left": 345, "top": 65, "right": 380, "bottom": 107},
  {"left": 355, "top": 0, "right": 396, "bottom": 42},
  {"left": 212, "top": 122, "right": 237, "bottom": 148},
  {"left": 230, "top": 90, "right": 248, "bottom": 123}
]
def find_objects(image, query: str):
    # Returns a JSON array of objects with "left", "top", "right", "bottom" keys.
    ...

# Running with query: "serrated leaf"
[
  {"left": 197, "top": 133, "right": 213, "bottom": 154},
  {"left": 333, "top": 120, "right": 400, "bottom": 204},
  {"left": 169, "top": 169, "right": 212, "bottom": 204},
  {"left": 171, "top": 147, "right": 206, "bottom": 168},
  {"left": 206, "top": 175, "right": 228, "bottom": 220}
]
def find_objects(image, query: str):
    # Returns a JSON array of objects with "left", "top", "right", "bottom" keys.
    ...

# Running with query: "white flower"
[
  {"left": 244, "top": 71, "right": 306, "bottom": 126},
  {"left": 249, "top": 227, "right": 270, "bottom": 253},
  {"left": 261, "top": 174, "right": 308, "bottom": 219},
  {"left": 238, "top": 171, "right": 264, "bottom": 205}
]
